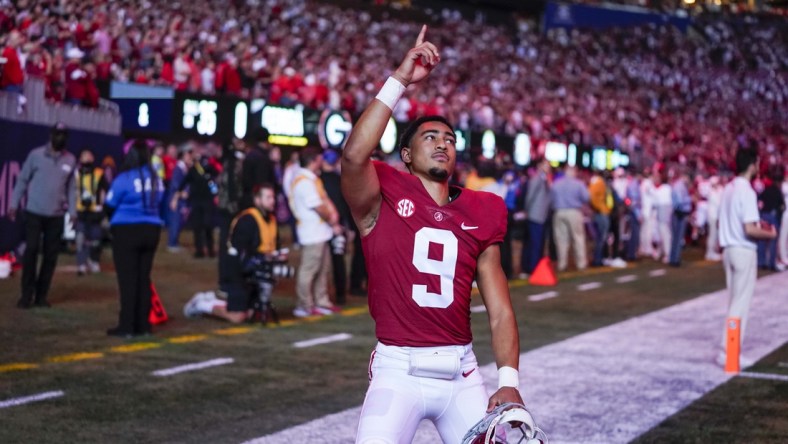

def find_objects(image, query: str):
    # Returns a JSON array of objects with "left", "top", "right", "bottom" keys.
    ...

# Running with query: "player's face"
[
  {"left": 255, "top": 188, "right": 276, "bottom": 213},
  {"left": 404, "top": 121, "right": 456, "bottom": 181}
]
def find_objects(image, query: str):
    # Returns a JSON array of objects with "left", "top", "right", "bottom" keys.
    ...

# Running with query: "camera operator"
[{"left": 183, "top": 183, "right": 279, "bottom": 323}]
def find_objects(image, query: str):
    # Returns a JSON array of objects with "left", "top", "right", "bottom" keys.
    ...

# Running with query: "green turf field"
[{"left": 1, "top": 236, "right": 786, "bottom": 443}]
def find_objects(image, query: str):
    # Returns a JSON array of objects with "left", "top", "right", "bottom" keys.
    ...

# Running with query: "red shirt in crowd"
[{"left": 1, "top": 46, "right": 24, "bottom": 88}]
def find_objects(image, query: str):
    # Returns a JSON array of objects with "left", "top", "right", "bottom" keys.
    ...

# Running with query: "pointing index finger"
[{"left": 416, "top": 24, "right": 427, "bottom": 46}]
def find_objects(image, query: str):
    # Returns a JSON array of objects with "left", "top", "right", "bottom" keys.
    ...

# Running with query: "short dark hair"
[
  {"left": 399, "top": 115, "right": 455, "bottom": 151},
  {"left": 299, "top": 147, "right": 323, "bottom": 167},
  {"left": 734, "top": 148, "right": 758, "bottom": 175},
  {"left": 253, "top": 183, "right": 275, "bottom": 197}
]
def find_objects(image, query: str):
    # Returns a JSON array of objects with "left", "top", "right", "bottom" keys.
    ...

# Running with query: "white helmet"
[{"left": 461, "top": 402, "right": 548, "bottom": 444}]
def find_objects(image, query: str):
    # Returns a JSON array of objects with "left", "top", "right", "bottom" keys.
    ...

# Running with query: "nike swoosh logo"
[
  {"left": 462, "top": 368, "right": 476, "bottom": 378},
  {"left": 461, "top": 222, "right": 479, "bottom": 230}
]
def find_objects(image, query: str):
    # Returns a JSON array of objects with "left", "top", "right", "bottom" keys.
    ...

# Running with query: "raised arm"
[
  {"left": 476, "top": 243, "right": 525, "bottom": 411},
  {"left": 341, "top": 25, "right": 440, "bottom": 236}
]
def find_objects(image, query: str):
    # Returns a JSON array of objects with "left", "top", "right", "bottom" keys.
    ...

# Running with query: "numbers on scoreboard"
[{"left": 411, "top": 227, "right": 458, "bottom": 308}]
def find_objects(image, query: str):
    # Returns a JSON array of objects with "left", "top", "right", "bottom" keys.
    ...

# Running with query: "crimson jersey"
[{"left": 362, "top": 161, "right": 507, "bottom": 347}]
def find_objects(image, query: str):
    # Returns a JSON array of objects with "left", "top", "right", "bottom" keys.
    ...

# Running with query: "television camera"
[{"left": 243, "top": 248, "right": 295, "bottom": 325}]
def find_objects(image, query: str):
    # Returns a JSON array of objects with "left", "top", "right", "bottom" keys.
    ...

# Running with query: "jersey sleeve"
[{"left": 480, "top": 192, "right": 507, "bottom": 251}]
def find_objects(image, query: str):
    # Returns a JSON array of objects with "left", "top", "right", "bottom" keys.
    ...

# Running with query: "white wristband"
[
  {"left": 374, "top": 76, "right": 406, "bottom": 111},
  {"left": 498, "top": 366, "right": 519, "bottom": 389}
]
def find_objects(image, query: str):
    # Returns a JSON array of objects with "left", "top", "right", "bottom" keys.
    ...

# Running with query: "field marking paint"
[
  {"left": 251, "top": 271, "right": 788, "bottom": 444},
  {"left": 293, "top": 333, "right": 352, "bottom": 349},
  {"left": 739, "top": 371, "right": 788, "bottom": 382},
  {"left": 470, "top": 305, "right": 487, "bottom": 313},
  {"left": 0, "top": 363, "right": 39, "bottom": 373},
  {"left": 152, "top": 358, "right": 234, "bottom": 377},
  {"left": 615, "top": 274, "right": 638, "bottom": 284},
  {"left": 577, "top": 282, "right": 602, "bottom": 291},
  {"left": 168, "top": 335, "right": 208, "bottom": 344},
  {"left": 110, "top": 343, "right": 161, "bottom": 353},
  {"left": 529, "top": 291, "right": 559, "bottom": 302},
  {"left": 47, "top": 352, "right": 103, "bottom": 363},
  {"left": 649, "top": 269, "right": 667, "bottom": 277},
  {"left": 214, "top": 327, "right": 254, "bottom": 335},
  {"left": 0, "top": 391, "right": 64, "bottom": 409},
  {"left": 341, "top": 307, "right": 369, "bottom": 316}
]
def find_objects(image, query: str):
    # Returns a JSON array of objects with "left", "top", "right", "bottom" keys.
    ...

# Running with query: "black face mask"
[{"left": 51, "top": 134, "right": 67, "bottom": 150}]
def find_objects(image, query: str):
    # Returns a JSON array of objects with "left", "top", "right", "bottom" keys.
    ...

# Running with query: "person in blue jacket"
[{"left": 104, "top": 140, "right": 164, "bottom": 338}]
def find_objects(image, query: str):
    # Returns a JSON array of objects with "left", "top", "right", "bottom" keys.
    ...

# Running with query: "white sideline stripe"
[
  {"left": 293, "top": 333, "right": 352, "bottom": 349},
  {"left": 470, "top": 305, "right": 487, "bottom": 313},
  {"left": 615, "top": 274, "right": 638, "bottom": 283},
  {"left": 739, "top": 371, "right": 788, "bottom": 382},
  {"left": 577, "top": 282, "right": 602, "bottom": 291},
  {"left": 649, "top": 269, "right": 667, "bottom": 277},
  {"left": 0, "top": 391, "right": 64, "bottom": 409},
  {"left": 246, "top": 272, "right": 788, "bottom": 444},
  {"left": 529, "top": 291, "right": 559, "bottom": 302},
  {"left": 152, "top": 358, "right": 234, "bottom": 377}
]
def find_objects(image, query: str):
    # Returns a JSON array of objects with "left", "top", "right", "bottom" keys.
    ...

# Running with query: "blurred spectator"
[
  {"left": 166, "top": 144, "right": 192, "bottom": 252},
  {"left": 779, "top": 169, "right": 788, "bottom": 271},
  {"left": 289, "top": 147, "right": 341, "bottom": 317},
  {"left": 10, "top": 123, "right": 76, "bottom": 309},
  {"left": 1, "top": 30, "right": 24, "bottom": 93},
  {"left": 551, "top": 166, "right": 590, "bottom": 272},
  {"left": 321, "top": 149, "right": 351, "bottom": 305},
  {"left": 175, "top": 145, "right": 219, "bottom": 258},
  {"left": 705, "top": 175, "right": 724, "bottom": 261},
  {"left": 105, "top": 140, "right": 164, "bottom": 338},
  {"left": 217, "top": 137, "right": 246, "bottom": 289},
  {"left": 74, "top": 148, "right": 109, "bottom": 276},
  {"left": 588, "top": 171, "right": 612, "bottom": 267},
  {"left": 653, "top": 170, "right": 674, "bottom": 263},
  {"left": 669, "top": 170, "right": 692, "bottom": 266},
  {"left": 521, "top": 159, "right": 551, "bottom": 276},
  {"left": 757, "top": 166, "right": 784, "bottom": 271},
  {"left": 241, "top": 128, "right": 277, "bottom": 210},
  {"left": 624, "top": 168, "right": 642, "bottom": 261}
]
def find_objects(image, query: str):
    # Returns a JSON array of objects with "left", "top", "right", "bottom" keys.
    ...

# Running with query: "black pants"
[
  {"left": 111, "top": 224, "right": 161, "bottom": 334},
  {"left": 217, "top": 209, "right": 234, "bottom": 287},
  {"left": 330, "top": 238, "right": 347, "bottom": 305},
  {"left": 20, "top": 211, "right": 64, "bottom": 305},
  {"left": 349, "top": 226, "right": 367, "bottom": 294},
  {"left": 190, "top": 201, "right": 215, "bottom": 256},
  {"left": 500, "top": 211, "right": 515, "bottom": 279}
]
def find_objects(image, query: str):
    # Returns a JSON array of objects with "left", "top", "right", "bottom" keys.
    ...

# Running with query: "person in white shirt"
[
  {"left": 653, "top": 171, "right": 673, "bottom": 263},
  {"left": 639, "top": 168, "right": 657, "bottom": 257},
  {"left": 289, "top": 147, "right": 342, "bottom": 317},
  {"left": 779, "top": 171, "right": 788, "bottom": 270},
  {"left": 716, "top": 148, "right": 776, "bottom": 367},
  {"left": 705, "top": 175, "right": 724, "bottom": 261}
]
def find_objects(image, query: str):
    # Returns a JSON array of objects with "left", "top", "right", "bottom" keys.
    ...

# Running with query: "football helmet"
[{"left": 461, "top": 402, "right": 548, "bottom": 444}]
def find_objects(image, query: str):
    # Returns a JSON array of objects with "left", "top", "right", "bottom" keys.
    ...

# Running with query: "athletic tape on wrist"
[
  {"left": 498, "top": 366, "right": 519, "bottom": 389},
  {"left": 375, "top": 77, "right": 406, "bottom": 111}
]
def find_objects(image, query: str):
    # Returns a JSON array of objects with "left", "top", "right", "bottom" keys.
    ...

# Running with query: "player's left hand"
[{"left": 486, "top": 386, "right": 524, "bottom": 412}]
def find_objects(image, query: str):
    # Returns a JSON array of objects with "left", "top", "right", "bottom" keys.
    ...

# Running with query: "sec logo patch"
[{"left": 396, "top": 198, "right": 415, "bottom": 218}]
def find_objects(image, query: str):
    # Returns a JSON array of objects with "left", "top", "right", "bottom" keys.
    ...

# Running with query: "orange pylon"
[{"left": 529, "top": 257, "right": 558, "bottom": 286}]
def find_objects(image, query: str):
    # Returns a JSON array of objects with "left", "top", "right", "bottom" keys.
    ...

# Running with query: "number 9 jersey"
[{"left": 362, "top": 161, "right": 507, "bottom": 347}]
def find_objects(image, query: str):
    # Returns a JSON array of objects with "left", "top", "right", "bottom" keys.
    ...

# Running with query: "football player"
[{"left": 341, "top": 25, "right": 525, "bottom": 443}]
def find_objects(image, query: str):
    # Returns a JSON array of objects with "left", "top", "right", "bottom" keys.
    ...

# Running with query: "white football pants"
[{"left": 356, "top": 342, "right": 488, "bottom": 444}]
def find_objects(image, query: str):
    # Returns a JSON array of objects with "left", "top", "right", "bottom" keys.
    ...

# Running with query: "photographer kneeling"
[{"left": 184, "top": 184, "right": 280, "bottom": 323}]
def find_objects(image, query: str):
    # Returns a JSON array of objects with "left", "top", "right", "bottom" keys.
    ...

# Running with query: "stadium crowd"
[{"left": 1, "top": 0, "right": 786, "bottom": 170}]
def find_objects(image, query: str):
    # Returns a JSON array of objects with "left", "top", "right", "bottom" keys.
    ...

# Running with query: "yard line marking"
[
  {"left": 615, "top": 274, "right": 638, "bottom": 284},
  {"left": 0, "top": 391, "right": 64, "bottom": 409},
  {"left": 293, "top": 333, "right": 352, "bottom": 349},
  {"left": 110, "top": 343, "right": 161, "bottom": 353},
  {"left": 649, "top": 269, "right": 667, "bottom": 277},
  {"left": 577, "top": 282, "right": 602, "bottom": 291},
  {"left": 470, "top": 305, "right": 487, "bottom": 313},
  {"left": 214, "top": 327, "right": 254, "bottom": 336},
  {"left": 47, "top": 352, "right": 103, "bottom": 363},
  {"left": 152, "top": 358, "right": 234, "bottom": 377},
  {"left": 341, "top": 307, "right": 369, "bottom": 316},
  {"left": 738, "top": 371, "right": 788, "bottom": 382},
  {"left": 0, "top": 363, "right": 39, "bottom": 373},
  {"left": 529, "top": 291, "right": 559, "bottom": 302},
  {"left": 168, "top": 334, "right": 208, "bottom": 344}
]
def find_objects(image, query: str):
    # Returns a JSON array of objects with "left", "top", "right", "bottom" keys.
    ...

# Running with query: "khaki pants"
[
  {"left": 720, "top": 247, "right": 757, "bottom": 351},
  {"left": 553, "top": 208, "right": 587, "bottom": 271},
  {"left": 296, "top": 241, "right": 333, "bottom": 311}
]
